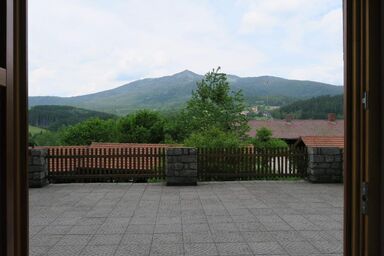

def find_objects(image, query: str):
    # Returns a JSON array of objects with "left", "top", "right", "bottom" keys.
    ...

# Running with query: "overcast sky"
[{"left": 29, "top": 0, "right": 343, "bottom": 97}]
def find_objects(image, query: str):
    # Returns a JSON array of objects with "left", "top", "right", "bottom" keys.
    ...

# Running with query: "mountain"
[
  {"left": 29, "top": 70, "right": 343, "bottom": 116},
  {"left": 29, "top": 105, "right": 117, "bottom": 131},
  {"left": 272, "top": 94, "right": 344, "bottom": 119}
]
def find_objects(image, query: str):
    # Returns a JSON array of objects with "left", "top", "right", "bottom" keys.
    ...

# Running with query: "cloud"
[
  {"left": 237, "top": 0, "right": 343, "bottom": 83},
  {"left": 288, "top": 52, "right": 344, "bottom": 85},
  {"left": 240, "top": 11, "right": 278, "bottom": 33},
  {"left": 29, "top": 0, "right": 343, "bottom": 96}
]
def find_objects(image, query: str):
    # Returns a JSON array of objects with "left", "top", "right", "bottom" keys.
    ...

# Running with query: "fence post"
[
  {"left": 28, "top": 149, "right": 49, "bottom": 188},
  {"left": 166, "top": 147, "right": 197, "bottom": 186},
  {"left": 307, "top": 147, "right": 343, "bottom": 183}
]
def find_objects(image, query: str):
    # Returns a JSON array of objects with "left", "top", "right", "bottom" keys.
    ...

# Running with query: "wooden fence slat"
[
  {"left": 281, "top": 148, "right": 284, "bottom": 178},
  {"left": 62, "top": 148, "right": 65, "bottom": 175},
  {"left": 194, "top": 146, "right": 307, "bottom": 181},
  {"left": 46, "top": 146, "right": 306, "bottom": 183}
]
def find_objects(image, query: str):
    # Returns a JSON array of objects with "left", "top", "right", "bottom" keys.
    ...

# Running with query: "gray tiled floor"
[{"left": 29, "top": 181, "right": 343, "bottom": 256}]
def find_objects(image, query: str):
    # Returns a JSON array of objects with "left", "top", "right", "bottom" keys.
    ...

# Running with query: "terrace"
[{"left": 29, "top": 181, "right": 343, "bottom": 256}]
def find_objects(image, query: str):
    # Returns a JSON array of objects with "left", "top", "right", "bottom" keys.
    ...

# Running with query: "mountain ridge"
[{"left": 29, "top": 70, "right": 343, "bottom": 116}]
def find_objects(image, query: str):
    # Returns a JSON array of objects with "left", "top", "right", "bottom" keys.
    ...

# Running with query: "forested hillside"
[
  {"left": 29, "top": 70, "right": 343, "bottom": 115},
  {"left": 29, "top": 105, "right": 116, "bottom": 131},
  {"left": 272, "top": 95, "right": 343, "bottom": 119}
]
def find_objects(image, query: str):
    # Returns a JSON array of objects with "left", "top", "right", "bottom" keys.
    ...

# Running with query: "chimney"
[
  {"left": 328, "top": 113, "right": 337, "bottom": 122},
  {"left": 285, "top": 114, "right": 293, "bottom": 123}
]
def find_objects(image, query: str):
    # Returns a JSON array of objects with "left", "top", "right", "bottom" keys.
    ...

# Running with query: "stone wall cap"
[{"left": 168, "top": 147, "right": 196, "bottom": 149}]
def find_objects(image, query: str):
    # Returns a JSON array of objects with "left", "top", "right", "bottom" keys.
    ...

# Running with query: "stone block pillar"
[
  {"left": 307, "top": 147, "right": 343, "bottom": 183},
  {"left": 29, "top": 149, "right": 49, "bottom": 188},
  {"left": 166, "top": 147, "right": 197, "bottom": 186}
]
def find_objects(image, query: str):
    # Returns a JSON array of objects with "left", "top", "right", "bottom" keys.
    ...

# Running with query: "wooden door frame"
[
  {"left": 380, "top": 1, "right": 384, "bottom": 253},
  {"left": 344, "top": 0, "right": 383, "bottom": 255},
  {"left": 0, "top": 0, "right": 383, "bottom": 255},
  {"left": 1, "top": 0, "right": 29, "bottom": 256}
]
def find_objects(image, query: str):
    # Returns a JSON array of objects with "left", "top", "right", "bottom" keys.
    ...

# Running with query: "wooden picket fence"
[
  {"left": 197, "top": 147, "right": 308, "bottom": 181},
  {"left": 47, "top": 146, "right": 166, "bottom": 183},
  {"left": 46, "top": 145, "right": 307, "bottom": 183}
]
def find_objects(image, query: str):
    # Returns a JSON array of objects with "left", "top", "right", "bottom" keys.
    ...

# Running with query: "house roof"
[
  {"left": 248, "top": 120, "right": 344, "bottom": 139},
  {"left": 299, "top": 136, "right": 344, "bottom": 148}
]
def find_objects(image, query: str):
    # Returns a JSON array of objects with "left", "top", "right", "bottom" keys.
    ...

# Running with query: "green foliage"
[
  {"left": 61, "top": 118, "right": 118, "bottom": 146},
  {"left": 29, "top": 125, "right": 62, "bottom": 146},
  {"left": 163, "top": 110, "right": 193, "bottom": 143},
  {"left": 29, "top": 105, "right": 116, "bottom": 131},
  {"left": 185, "top": 68, "right": 249, "bottom": 138},
  {"left": 184, "top": 127, "right": 244, "bottom": 148},
  {"left": 252, "top": 127, "right": 288, "bottom": 149},
  {"left": 272, "top": 94, "right": 343, "bottom": 119},
  {"left": 29, "top": 125, "right": 47, "bottom": 136},
  {"left": 30, "top": 131, "right": 62, "bottom": 146},
  {"left": 147, "top": 178, "right": 164, "bottom": 183},
  {"left": 117, "top": 110, "right": 166, "bottom": 143}
]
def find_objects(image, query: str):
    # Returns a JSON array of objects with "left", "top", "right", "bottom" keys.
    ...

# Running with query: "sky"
[{"left": 29, "top": 0, "right": 343, "bottom": 97}]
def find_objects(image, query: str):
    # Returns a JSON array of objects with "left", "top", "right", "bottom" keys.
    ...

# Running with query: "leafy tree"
[
  {"left": 31, "top": 131, "right": 62, "bottom": 146},
  {"left": 29, "top": 132, "right": 36, "bottom": 147},
  {"left": 252, "top": 127, "right": 288, "bottom": 148},
  {"left": 184, "top": 127, "right": 244, "bottom": 148},
  {"left": 61, "top": 118, "right": 117, "bottom": 145},
  {"left": 251, "top": 127, "right": 288, "bottom": 171},
  {"left": 185, "top": 67, "right": 249, "bottom": 138},
  {"left": 117, "top": 110, "right": 166, "bottom": 143},
  {"left": 162, "top": 109, "right": 194, "bottom": 143}
]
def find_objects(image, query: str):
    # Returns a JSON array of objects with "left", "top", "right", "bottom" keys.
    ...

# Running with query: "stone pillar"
[
  {"left": 29, "top": 149, "right": 49, "bottom": 188},
  {"left": 166, "top": 147, "right": 197, "bottom": 186},
  {"left": 307, "top": 147, "right": 343, "bottom": 183}
]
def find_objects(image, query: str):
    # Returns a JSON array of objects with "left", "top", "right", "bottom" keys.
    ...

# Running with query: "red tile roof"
[
  {"left": 248, "top": 120, "right": 344, "bottom": 139},
  {"left": 300, "top": 136, "right": 344, "bottom": 148}
]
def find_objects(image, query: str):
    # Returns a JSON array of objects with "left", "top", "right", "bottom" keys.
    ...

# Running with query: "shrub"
[
  {"left": 31, "top": 131, "right": 62, "bottom": 146},
  {"left": 117, "top": 110, "right": 166, "bottom": 143},
  {"left": 61, "top": 118, "right": 117, "bottom": 145},
  {"left": 184, "top": 127, "right": 244, "bottom": 148},
  {"left": 252, "top": 127, "right": 288, "bottom": 149}
]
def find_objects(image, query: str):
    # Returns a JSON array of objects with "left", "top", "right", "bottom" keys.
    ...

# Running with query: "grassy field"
[{"left": 29, "top": 125, "right": 47, "bottom": 135}]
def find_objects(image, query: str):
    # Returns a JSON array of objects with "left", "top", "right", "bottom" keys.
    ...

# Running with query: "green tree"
[
  {"left": 252, "top": 127, "right": 288, "bottom": 148},
  {"left": 61, "top": 118, "right": 117, "bottom": 145},
  {"left": 185, "top": 67, "right": 249, "bottom": 138},
  {"left": 29, "top": 132, "right": 36, "bottom": 147},
  {"left": 163, "top": 110, "right": 192, "bottom": 143},
  {"left": 184, "top": 127, "right": 244, "bottom": 148},
  {"left": 117, "top": 110, "right": 166, "bottom": 143},
  {"left": 32, "top": 131, "right": 62, "bottom": 146}
]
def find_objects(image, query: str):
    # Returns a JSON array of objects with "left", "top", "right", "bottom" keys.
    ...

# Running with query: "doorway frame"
[
  {"left": 1, "top": 0, "right": 29, "bottom": 256},
  {"left": 1, "top": 0, "right": 384, "bottom": 255},
  {"left": 344, "top": 0, "right": 383, "bottom": 255}
]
